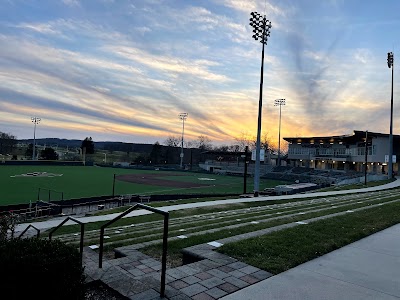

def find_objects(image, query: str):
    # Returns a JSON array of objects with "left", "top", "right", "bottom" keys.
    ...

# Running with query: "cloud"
[
  {"left": 62, "top": 0, "right": 80, "bottom": 7},
  {"left": 1, "top": 0, "right": 399, "bottom": 145},
  {"left": 106, "top": 45, "right": 231, "bottom": 82},
  {"left": 0, "top": 31, "right": 236, "bottom": 141},
  {"left": 353, "top": 48, "right": 372, "bottom": 64},
  {"left": 213, "top": 0, "right": 285, "bottom": 17},
  {"left": 135, "top": 26, "right": 151, "bottom": 34},
  {"left": 15, "top": 23, "right": 60, "bottom": 35},
  {"left": 0, "top": 87, "right": 167, "bottom": 131}
]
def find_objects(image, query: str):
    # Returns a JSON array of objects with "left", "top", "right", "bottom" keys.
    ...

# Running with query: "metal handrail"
[
  {"left": 48, "top": 216, "right": 85, "bottom": 264},
  {"left": 18, "top": 224, "right": 40, "bottom": 238},
  {"left": 99, "top": 203, "right": 169, "bottom": 297}
]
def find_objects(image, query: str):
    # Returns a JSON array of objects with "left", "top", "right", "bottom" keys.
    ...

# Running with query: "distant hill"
[
  {"left": 19, "top": 138, "right": 82, "bottom": 148},
  {"left": 18, "top": 138, "right": 154, "bottom": 153}
]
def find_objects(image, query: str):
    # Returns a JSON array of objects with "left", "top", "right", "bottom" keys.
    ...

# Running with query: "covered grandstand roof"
[{"left": 283, "top": 130, "right": 400, "bottom": 145}]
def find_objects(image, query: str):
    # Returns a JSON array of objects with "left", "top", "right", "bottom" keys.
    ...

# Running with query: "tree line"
[
  {"left": 163, "top": 132, "right": 286, "bottom": 154},
  {"left": 0, "top": 130, "right": 288, "bottom": 163}
]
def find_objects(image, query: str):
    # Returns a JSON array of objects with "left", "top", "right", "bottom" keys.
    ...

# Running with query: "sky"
[{"left": 0, "top": 0, "right": 399, "bottom": 147}]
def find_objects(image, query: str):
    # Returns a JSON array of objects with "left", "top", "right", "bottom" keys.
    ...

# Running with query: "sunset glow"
[{"left": 0, "top": 0, "right": 399, "bottom": 146}]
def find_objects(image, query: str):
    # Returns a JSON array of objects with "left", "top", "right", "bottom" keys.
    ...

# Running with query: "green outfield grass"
[{"left": 0, "top": 165, "right": 286, "bottom": 206}]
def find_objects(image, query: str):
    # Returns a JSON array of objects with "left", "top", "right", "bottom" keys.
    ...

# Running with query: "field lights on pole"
[
  {"left": 274, "top": 99, "right": 285, "bottom": 167},
  {"left": 249, "top": 11, "right": 272, "bottom": 196},
  {"left": 387, "top": 51, "right": 394, "bottom": 179},
  {"left": 31, "top": 117, "right": 41, "bottom": 160},
  {"left": 179, "top": 113, "right": 188, "bottom": 168}
]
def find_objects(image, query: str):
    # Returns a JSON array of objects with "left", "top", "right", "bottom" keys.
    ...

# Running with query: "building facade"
[{"left": 284, "top": 131, "right": 400, "bottom": 175}]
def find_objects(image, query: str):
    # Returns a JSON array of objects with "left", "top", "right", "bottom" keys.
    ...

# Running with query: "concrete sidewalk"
[
  {"left": 220, "top": 223, "right": 400, "bottom": 300},
  {"left": 15, "top": 178, "right": 400, "bottom": 233}
]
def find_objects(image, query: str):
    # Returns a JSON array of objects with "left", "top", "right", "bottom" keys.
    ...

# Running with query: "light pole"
[
  {"left": 274, "top": 99, "right": 285, "bottom": 166},
  {"left": 364, "top": 130, "right": 368, "bottom": 185},
  {"left": 249, "top": 11, "right": 272, "bottom": 196},
  {"left": 179, "top": 113, "right": 188, "bottom": 168},
  {"left": 31, "top": 117, "right": 41, "bottom": 160},
  {"left": 387, "top": 52, "right": 394, "bottom": 179}
]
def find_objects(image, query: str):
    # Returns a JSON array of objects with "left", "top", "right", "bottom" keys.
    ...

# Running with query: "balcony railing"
[{"left": 312, "top": 154, "right": 351, "bottom": 159}]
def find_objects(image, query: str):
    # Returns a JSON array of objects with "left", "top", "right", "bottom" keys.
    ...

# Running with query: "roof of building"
[{"left": 283, "top": 130, "right": 400, "bottom": 145}]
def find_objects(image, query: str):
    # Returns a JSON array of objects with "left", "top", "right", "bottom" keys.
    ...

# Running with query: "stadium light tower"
[
  {"left": 31, "top": 117, "right": 41, "bottom": 160},
  {"left": 179, "top": 113, "right": 188, "bottom": 168},
  {"left": 387, "top": 52, "right": 394, "bottom": 179},
  {"left": 274, "top": 99, "right": 286, "bottom": 166},
  {"left": 249, "top": 11, "right": 272, "bottom": 196}
]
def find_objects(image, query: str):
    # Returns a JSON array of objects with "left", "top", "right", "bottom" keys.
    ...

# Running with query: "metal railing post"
[
  {"left": 160, "top": 213, "right": 169, "bottom": 297},
  {"left": 48, "top": 217, "right": 85, "bottom": 265},
  {"left": 99, "top": 227, "right": 105, "bottom": 268},
  {"left": 98, "top": 203, "right": 169, "bottom": 297},
  {"left": 18, "top": 224, "right": 40, "bottom": 239}
]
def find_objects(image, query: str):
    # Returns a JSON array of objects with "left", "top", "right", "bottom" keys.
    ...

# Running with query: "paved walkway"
[
  {"left": 84, "top": 242, "right": 274, "bottom": 299},
  {"left": 14, "top": 179, "right": 400, "bottom": 299},
  {"left": 15, "top": 178, "right": 400, "bottom": 233},
  {"left": 220, "top": 223, "right": 400, "bottom": 300}
]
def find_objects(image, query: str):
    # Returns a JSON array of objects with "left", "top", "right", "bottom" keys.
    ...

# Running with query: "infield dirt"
[{"left": 116, "top": 173, "right": 212, "bottom": 188}]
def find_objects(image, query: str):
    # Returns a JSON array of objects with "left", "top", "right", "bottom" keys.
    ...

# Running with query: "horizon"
[{"left": 1, "top": 0, "right": 399, "bottom": 147}]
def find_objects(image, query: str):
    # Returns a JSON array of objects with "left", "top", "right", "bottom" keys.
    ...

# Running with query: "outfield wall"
[{"left": 0, "top": 160, "right": 84, "bottom": 166}]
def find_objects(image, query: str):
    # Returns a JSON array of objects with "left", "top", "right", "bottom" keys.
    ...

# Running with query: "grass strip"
[
  {"left": 217, "top": 200, "right": 400, "bottom": 274},
  {"left": 57, "top": 196, "right": 364, "bottom": 244},
  {"left": 61, "top": 194, "right": 399, "bottom": 248},
  {"left": 49, "top": 196, "right": 325, "bottom": 235},
  {"left": 139, "top": 198, "right": 399, "bottom": 265}
]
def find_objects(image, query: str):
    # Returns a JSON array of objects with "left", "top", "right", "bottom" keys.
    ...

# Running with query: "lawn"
[
  {"left": 0, "top": 165, "right": 286, "bottom": 206},
  {"left": 217, "top": 200, "right": 400, "bottom": 274}
]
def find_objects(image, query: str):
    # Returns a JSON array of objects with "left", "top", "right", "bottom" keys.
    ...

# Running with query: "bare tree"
[
  {"left": 261, "top": 132, "right": 272, "bottom": 152},
  {"left": 185, "top": 140, "right": 194, "bottom": 148},
  {"left": 214, "top": 144, "right": 230, "bottom": 152},
  {"left": 194, "top": 135, "right": 213, "bottom": 151},
  {"left": 279, "top": 140, "right": 289, "bottom": 155},
  {"left": 229, "top": 144, "right": 241, "bottom": 152},
  {"left": 234, "top": 131, "right": 254, "bottom": 151},
  {"left": 163, "top": 136, "right": 180, "bottom": 147}
]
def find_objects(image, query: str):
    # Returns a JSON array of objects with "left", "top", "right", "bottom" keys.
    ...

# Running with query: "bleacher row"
[
  {"left": 265, "top": 166, "right": 367, "bottom": 185},
  {"left": 214, "top": 164, "right": 274, "bottom": 176}
]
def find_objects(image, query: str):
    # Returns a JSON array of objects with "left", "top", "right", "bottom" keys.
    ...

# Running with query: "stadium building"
[{"left": 284, "top": 130, "right": 400, "bottom": 175}]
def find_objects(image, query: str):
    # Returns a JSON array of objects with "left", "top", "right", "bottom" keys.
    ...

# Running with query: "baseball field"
[{"left": 0, "top": 165, "right": 286, "bottom": 206}]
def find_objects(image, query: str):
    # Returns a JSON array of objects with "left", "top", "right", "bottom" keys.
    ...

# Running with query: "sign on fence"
[
  {"left": 385, "top": 155, "right": 397, "bottom": 163},
  {"left": 251, "top": 149, "right": 265, "bottom": 161}
]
